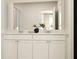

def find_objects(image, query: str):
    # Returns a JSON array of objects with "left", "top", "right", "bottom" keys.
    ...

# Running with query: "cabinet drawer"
[
  {"left": 4, "top": 35, "right": 32, "bottom": 40},
  {"left": 33, "top": 35, "right": 66, "bottom": 40}
]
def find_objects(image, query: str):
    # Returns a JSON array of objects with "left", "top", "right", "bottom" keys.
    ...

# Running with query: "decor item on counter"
[
  {"left": 33, "top": 24, "right": 45, "bottom": 33},
  {"left": 34, "top": 27, "right": 39, "bottom": 33},
  {"left": 33, "top": 25, "right": 37, "bottom": 27},
  {"left": 16, "top": 26, "right": 23, "bottom": 33},
  {"left": 39, "top": 24, "right": 45, "bottom": 28},
  {"left": 33, "top": 25, "right": 39, "bottom": 33}
]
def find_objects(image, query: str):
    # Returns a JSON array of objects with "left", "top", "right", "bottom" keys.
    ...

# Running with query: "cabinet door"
[
  {"left": 49, "top": 41, "right": 65, "bottom": 59},
  {"left": 4, "top": 40, "right": 17, "bottom": 59},
  {"left": 18, "top": 41, "right": 32, "bottom": 59},
  {"left": 33, "top": 41, "right": 48, "bottom": 59}
]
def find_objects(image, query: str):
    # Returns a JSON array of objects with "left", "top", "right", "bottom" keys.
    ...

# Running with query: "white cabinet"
[
  {"left": 17, "top": 40, "right": 65, "bottom": 59},
  {"left": 33, "top": 41, "right": 48, "bottom": 59},
  {"left": 3, "top": 35, "right": 66, "bottom": 59},
  {"left": 33, "top": 41, "right": 65, "bottom": 59},
  {"left": 49, "top": 41, "right": 65, "bottom": 59},
  {"left": 18, "top": 41, "right": 32, "bottom": 59},
  {"left": 4, "top": 40, "right": 17, "bottom": 59},
  {"left": 17, "top": 41, "right": 48, "bottom": 59}
]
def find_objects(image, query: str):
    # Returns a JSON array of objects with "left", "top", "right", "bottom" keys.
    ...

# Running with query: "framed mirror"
[{"left": 11, "top": 0, "right": 64, "bottom": 32}]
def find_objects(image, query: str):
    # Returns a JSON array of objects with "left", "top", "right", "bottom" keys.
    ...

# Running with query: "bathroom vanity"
[
  {"left": 4, "top": 34, "right": 68, "bottom": 59},
  {"left": 2, "top": 0, "right": 73, "bottom": 59}
]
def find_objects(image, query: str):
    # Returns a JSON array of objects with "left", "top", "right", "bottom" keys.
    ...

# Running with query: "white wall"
[
  {"left": 1, "top": 0, "right": 8, "bottom": 59},
  {"left": 64, "top": 0, "right": 73, "bottom": 59},
  {"left": 1, "top": 0, "right": 8, "bottom": 33}
]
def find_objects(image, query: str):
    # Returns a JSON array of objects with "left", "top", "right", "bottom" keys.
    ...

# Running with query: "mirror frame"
[{"left": 7, "top": 0, "right": 64, "bottom": 32}]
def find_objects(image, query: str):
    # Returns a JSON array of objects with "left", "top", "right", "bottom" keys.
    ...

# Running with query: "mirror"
[{"left": 13, "top": 1, "right": 63, "bottom": 32}]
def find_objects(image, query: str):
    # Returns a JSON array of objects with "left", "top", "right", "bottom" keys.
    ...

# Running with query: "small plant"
[
  {"left": 39, "top": 24, "right": 45, "bottom": 28},
  {"left": 33, "top": 25, "right": 37, "bottom": 27},
  {"left": 33, "top": 24, "right": 45, "bottom": 28}
]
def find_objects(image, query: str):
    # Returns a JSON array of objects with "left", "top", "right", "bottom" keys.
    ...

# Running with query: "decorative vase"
[{"left": 34, "top": 27, "right": 39, "bottom": 33}]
